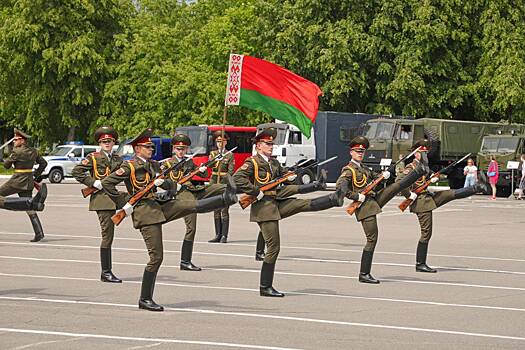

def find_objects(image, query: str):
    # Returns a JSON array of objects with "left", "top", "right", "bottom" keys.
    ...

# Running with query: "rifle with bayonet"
[
  {"left": 346, "top": 147, "right": 423, "bottom": 216},
  {"left": 177, "top": 146, "right": 237, "bottom": 185},
  {"left": 110, "top": 156, "right": 193, "bottom": 226},
  {"left": 398, "top": 152, "right": 472, "bottom": 212},
  {"left": 239, "top": 156, "right": 337, "bottom": 210}
]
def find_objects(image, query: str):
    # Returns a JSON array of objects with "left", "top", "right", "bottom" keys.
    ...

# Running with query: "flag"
[{"left": 225, "top": 54, "right": 322, "bottom": 137}]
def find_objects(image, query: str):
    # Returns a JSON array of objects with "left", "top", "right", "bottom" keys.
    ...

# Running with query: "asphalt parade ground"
[{"left": 1, "top": 181, "right": 525, "bottom": 349}]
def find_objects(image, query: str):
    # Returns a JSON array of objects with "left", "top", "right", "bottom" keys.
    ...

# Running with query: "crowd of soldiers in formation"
[{"left": 0, "top": 126, "right": 488, "bottom": 311}]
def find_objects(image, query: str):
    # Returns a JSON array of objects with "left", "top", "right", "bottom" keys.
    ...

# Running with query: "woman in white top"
[
  {"left": 518, "top": 154, "right": 525, "bottom": 200},
  {"left": 463, "top": 158, "right": 478, "bottom": 188}
]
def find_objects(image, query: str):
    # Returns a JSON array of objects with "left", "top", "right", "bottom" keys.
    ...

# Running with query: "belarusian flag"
[{"left": 225, "top": 54, "right": 322, "bottom": 138}]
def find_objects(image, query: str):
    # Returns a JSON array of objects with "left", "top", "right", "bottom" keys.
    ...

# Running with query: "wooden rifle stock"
[
  {"left": 111, "top": 178, "right": 158, "bottom": 226},
  {"left": 238, "top": 172, "right": 296, "bottom": 210},
  {"left": 398, "top": 173, "right": 439, "bottom": 212},
  {"left": 81, "top": 186, "right": 98, "bottom": 198},
  {"left": 178, "top": 168, "right": 202, "bottom": 185},
  {"left": 345, "top": 174, "right": 385, "bottom": 216}
]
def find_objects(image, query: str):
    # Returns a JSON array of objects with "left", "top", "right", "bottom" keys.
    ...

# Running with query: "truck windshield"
[
  {"left": 498, "top": 138, "right": 519, "bottom": 153},
  {"left": 364, "top": 122, "right": 394, "bottom": 139},
  {"left": 481, "top": 137, "right": 519, "bottom": 153},
  {"left": 256, "top": 126, "right": 286, "bottom": 145},
  {"left": 177, "top": 128, "right": 208, "bottom": 155},
  {"left": 48, "top": 146, "right": 73, "bottom": 156}
]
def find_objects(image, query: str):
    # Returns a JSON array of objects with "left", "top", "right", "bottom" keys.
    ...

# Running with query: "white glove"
[
  {"left": 256, "top": 191, "right": 265, "bottom": 201},
  {"left": 199, "top": 166, "right": 207, "bottom": 173},
  {"left": 175, "top": 183, "right": 183, "bottom": 192},
  {"left": 287, "top": 174, "right": 297, "bottom": 182},
  {"left": 382, "top": 171, "right": 391, "bottom": 180},
  {"left": 430, "top": 176, "right": 439, "bottom": 183},
  {"left": 409, "top": 192, "right": 418, "bottom": 201},
  {"left": 93, "top": 180, "right": 103, "bottom": 190},
  {"left": 358, "top": 193, "right": 366, "bottom": 203},
  {"left": 153, "top": 178, "right": 165, "bottom": 187},
  {"left": 122, "top": 203, "right": 134, "bottom": 217}
]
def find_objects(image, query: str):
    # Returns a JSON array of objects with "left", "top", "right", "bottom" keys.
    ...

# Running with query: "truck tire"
[
  {"left": 297, "top": 169, "right": 314, "bottom": 185},
  {"left": 497, "top": 185, "right": 512, "bottom": 198},
  {"left": 48, "top": 168, "right": 64, "bottom": 183}
]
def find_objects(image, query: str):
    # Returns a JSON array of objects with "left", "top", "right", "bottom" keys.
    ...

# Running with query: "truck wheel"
[
  {"left": 48, "top": 168, "right": 64, "bottom": 183},
  {"left": 298, "top": 169, "right": 314, "bottom": 185},
  {"left": 496, "top": 186, "right": 511, "bottom": 198}
]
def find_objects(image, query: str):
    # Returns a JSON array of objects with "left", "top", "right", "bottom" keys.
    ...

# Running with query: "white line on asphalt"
[
  {"left": 0, "top": 327, "right": 302, "bottom": 350},
  {"left": 3, "top": 230, "right": 524, "bottom": 263},
  {"left": 2, "top": 271, "right": 525, "bottom": 311},
  {"left": 2, "top": 239, "right": 525, "bottom": 277},
  {"left": 1, "top": 298, "right": 525, "bottom": 343},
  {"left": 8, "top": 337, "right": 85, "bottom": 349}
]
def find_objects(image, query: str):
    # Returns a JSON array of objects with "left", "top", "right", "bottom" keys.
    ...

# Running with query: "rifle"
[
  {"left": 239, "top": 156, "right": 337, "bottom": 210},
  {"left": 346, "top": 146, "right": 422, "bottom": 216},
  {"left": 398, "top": 152, "right": 472, "bottom": 212},
  {"left": 81, "top": 155, "right": 180, "bottom": 198},
  {"left": 110, "top": 156, "right": 193, "bottom": 226},
  {"left": 177, "top": 146, "right": 237, "bottom": 185},
  {"left": 0, "top": 137, "right": 15, "bottom": 151}
]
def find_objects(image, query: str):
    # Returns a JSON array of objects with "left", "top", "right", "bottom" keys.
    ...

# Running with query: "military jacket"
[
  {"left": 209, "top": 149, "right": 235, "bottom": 185},
  {"left": 101, "top": 156, "right": 170, "bottom": 229},
  {"left": 72, "top": 151, "right": 123, "bottom": 211},
  {"left": 3, "top": 145, "right": 47, "bottom": 192},
  {"left": 336, "top": 160, "right": 382, "bottom": 221},
  {"left": 234, "top": 153, "right": 296, "bottom": 222},
  {"left": 400, "top": 160, "right": 436, "bottom": 213},
  {"left": 163, "top": 157, "right": 206, "bottom": 192}
]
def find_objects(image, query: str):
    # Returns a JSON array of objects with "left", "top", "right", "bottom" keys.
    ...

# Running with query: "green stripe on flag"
[{"left": 240, "top": 89, "right": 313, "bottom": 138}]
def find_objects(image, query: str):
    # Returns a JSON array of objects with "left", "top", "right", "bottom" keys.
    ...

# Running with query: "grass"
[{"left": 0, "top": 162, "right": 15, "bottom": 175}]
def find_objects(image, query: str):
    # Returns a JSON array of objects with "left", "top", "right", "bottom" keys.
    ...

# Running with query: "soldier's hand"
[
  {"left": 93, "top": 180, "right": 103, "bottom": 190},
  {"left": 34, "top": 175, "right": 43, "bottom": 183},
  {"left": 122, "top": 203, "right": 134, "bottom": 217},
  {"left": 198, "top": 165, "right": 207, "bottom": 173},
  {"left": 430, "top": 176, "right": 439, "bottom": 183},
  {"left": 409, "top": 192, "right": 418, "bottom": 201},
  {"left": 382, "top": 171, "right": 391, "bottom": 180},
  {"left": 357, "top": 193, "right": 366, "bottom": 203},
  {"left": 287, "top": 174, "right": 297, "bottom": 182},
  {"left": 256, "top": 191, "right": 265, "bottom": 201},
  {"left": 153, "top": 178, "right": 165, "bottom": 187}
]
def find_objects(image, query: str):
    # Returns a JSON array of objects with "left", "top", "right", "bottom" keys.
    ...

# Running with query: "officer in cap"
[
  {"left": 397, "top": 139, "right": 489, "bottom": 273},
  {"left": 234, "top": 127, "right": 347, "bottom": 297},
  {"left": 72, "top": 126, "right": 124, "bottom": 283},
  {"left": 101, "top": 128, "right": 238, "bottom": 311},
  {"left": 336, "top": 136, "right": 428, "bottom": 283},
  {"left": 208, "top": 130, "right": 235, "bottom": 243},
  {"left": 162, "top": 133, "right": 227, "bottom": 271},
  {"left": 0, "top": 128, "right": 48, "bottom": 242}
]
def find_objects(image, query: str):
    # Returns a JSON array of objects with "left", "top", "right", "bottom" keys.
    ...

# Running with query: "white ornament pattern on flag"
[{"left": 225, "top": 54, "right": 243, "bottom": 106}]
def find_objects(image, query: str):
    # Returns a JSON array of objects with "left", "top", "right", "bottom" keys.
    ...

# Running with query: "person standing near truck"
[
  {"left": 463, "top": 158, "right": 478, "bottom": 188},
  {"left": 487, "top": 156, "right": 499, "bottom": 200},
  {"left": 517, "top": 154, "right": 525, "bottom": 200}
]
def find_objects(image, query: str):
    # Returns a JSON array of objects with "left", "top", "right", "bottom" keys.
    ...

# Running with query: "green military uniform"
[
  {"left": 208, "top": 146, "right": 235, "bottom": 243},
  {"left": 234, "top": 127, "right": 344, "bottom": 297},
  {"left": 72, "top": 126, "right": 124, "bottom": 283},
  {"left": 336, "top": 136, "right": 426, "bottom": 284},
  {"left": 398, "top": 139, "right": 488, "bottom": 273},
  {"left": 0, "top": 128, "right": 47, "bottom": 242},
  {"left": 101, "top": 128, "right": 237, "bottom": 311},
  {"left": 0, "top": 184, "right": 47, "bottom": 212}
]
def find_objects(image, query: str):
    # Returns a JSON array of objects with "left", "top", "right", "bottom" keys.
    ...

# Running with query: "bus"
[{"left": 175, "top": 125, "right": 257, "bottom": 181}]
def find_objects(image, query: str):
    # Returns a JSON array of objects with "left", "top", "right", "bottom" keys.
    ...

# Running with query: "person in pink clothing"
[{"left": 487, "top": 156, "right": 499, "bottom": 200}]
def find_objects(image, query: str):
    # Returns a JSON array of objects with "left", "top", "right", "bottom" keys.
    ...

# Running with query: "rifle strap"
[
  {"left": 250, "top": 158, "right": 270, "bottom": 184},
  {"left": 91, "top": 155, "right": 110, "bottom": 180}
]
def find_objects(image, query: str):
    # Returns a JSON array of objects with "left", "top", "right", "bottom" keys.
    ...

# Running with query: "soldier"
[
  {"left": 234, "top": 127, "right": 347, "bottom": 297},
  {"left": 0, "top": 184, "right": 47, "bottom": 211},
  {"left": 208, "top": 131, "right": 235, "bottom": 243},
  {"left": 162, "top": 133, "right": 226, "bottom": 271},
  {"left": 72, "top": 126, "right": 123, "bottom": 283},
  {"left": 398, "top": 139, "right": 489, "bottom": 273},
  {"left": 0, "top": 128, "right": 47, "bottom": 242},
  {"left": 335, "top": 136, "right": 427, "bottom": 284},
  {"left": 101, "top": 128, "right": 237, "bottom": 311}
]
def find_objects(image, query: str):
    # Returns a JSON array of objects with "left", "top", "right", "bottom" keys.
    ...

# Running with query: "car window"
[
  {"left": 70, "top": 148, "right": 82, "bottom": 157},
  {"left": 83, "top": 147, "right": 98, "bottom": 156},
  {"left": 49, "top": 146, "right": 72, "bottom": 156}
]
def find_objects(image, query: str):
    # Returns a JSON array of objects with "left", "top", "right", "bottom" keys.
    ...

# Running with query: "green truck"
[
  {"left": 477, "top": 132, "right": 525, "bottom": 197},
  {"left": 361, "top": 118, "right": 524, "bottom": 188}
]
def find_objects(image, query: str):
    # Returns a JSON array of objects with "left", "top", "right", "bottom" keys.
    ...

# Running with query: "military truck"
[
  {"left": 477, "top": 132, "right": 525, "bottom": 197},
  {"left": 361, "top": 118, "right": 524, "bottom": 188}
]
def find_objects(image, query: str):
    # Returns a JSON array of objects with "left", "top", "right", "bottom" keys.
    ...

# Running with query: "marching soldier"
[
  {"left": 398, "top": 139, "right": 489, "bottom": 273},
  {"left": 72, "top": 126, "right": 123, "bottom": 283},
  {"left": 101, "top": 128, "right": 237, "bottom": 311},
  {"left": 208, "top": 131, "right": 235, "bottom": 243},
  {"left": 0, "top": 128, "right": 47, "bottom": 242},
  {"left": 162, "top": 133, "right": 226, "bottom": 271},
  {"left": 0, "top": 184, "right": 47, "bottom": 211},
  {"left": 234, "top": 127, "right": 347, "bottom": 297},
  {"left": 335, "top": 136, "right": 427, "bottom": 284}
]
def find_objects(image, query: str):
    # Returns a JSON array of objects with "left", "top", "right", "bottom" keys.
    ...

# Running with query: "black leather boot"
[
  {"left": 255, "top": 231, "right": 265, "bottom": 261},
  {"left": 453, "top": 187, "right": 477, "bottom": 199},
  {"left": 28, "top": 213, "right": 45, "bottom": 242},
  {"left": 359, "top": 250, "right": 380, "bottom": 284},
  {"left": 220, "top": 217, "right": 229, "bottom": 243},
  {"left": 196, "top": 176, "right": 238, "bottom": 213},
  {"left": 180, "top": 240, "right": 201, "bottom": 271},
  {"left": 3, "top": 183, "right": 47, "bottom": 212},
  {"left": 416, "top": 241, "right": 437, "bottom": 273},
  {"left": 310, "top": 177, "right": 349, "bottom": 209},
  {"left": 260, "top": 262, "right": 284, "bottom": 297},
  {"left": 208, "top": 216, "right": 222, "bottom": 243},
  {"left": 139, "top": 269, "right": 164, "bottom": 311},
  {"left": 100, "top": 247, "right": 122, "bottom": 282}
]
